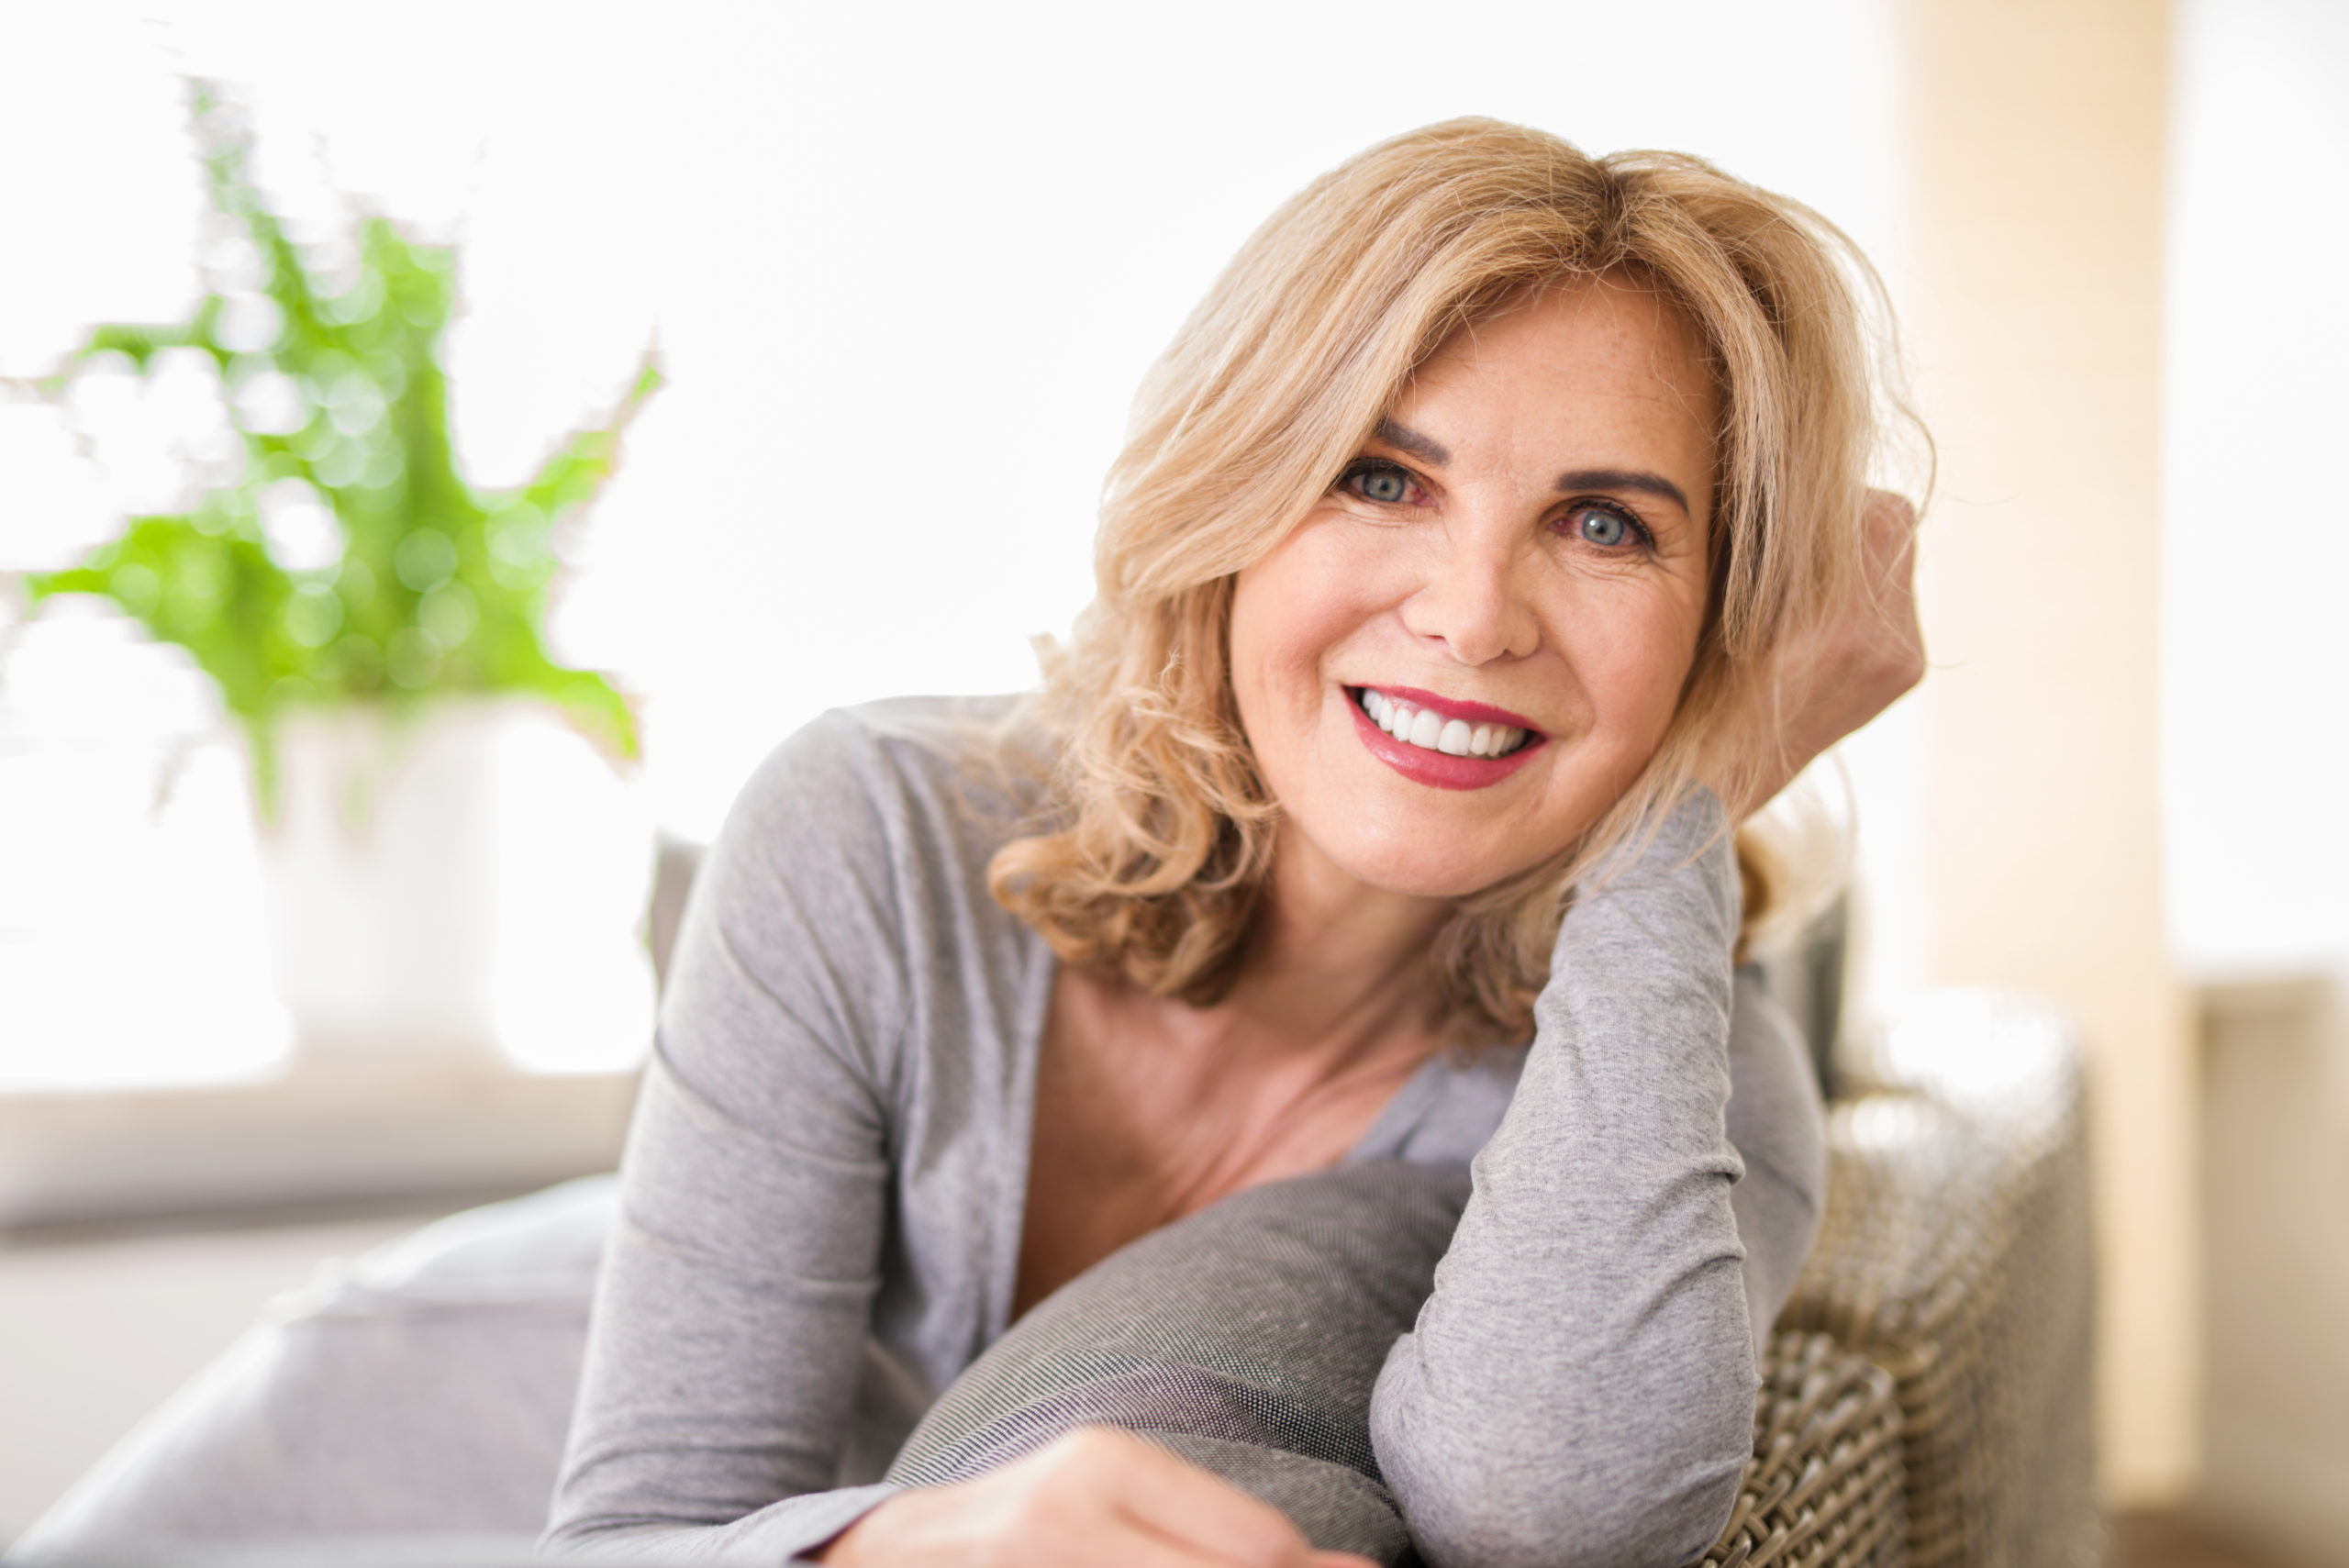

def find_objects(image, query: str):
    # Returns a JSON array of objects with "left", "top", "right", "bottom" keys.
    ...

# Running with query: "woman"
[{"left": 545, "top": 118, "right": 1923, "bottom": 1568}]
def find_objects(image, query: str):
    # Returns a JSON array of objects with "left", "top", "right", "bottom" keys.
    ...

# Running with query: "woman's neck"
[
  {"left": 1219, "top": 823, "right": 1455, "bottom": 1051},
  {"left": 1014, "top": 828, "right": 1455, "bottom": 1312}
]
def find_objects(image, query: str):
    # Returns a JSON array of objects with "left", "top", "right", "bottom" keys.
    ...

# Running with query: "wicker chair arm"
[{"left": 1692, "top": 1331, "right": 1907, "bottom": 1568}]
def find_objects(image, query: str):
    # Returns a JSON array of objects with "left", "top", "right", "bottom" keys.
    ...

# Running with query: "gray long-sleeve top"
[{"left": 544, "top": 696, "right": 1824, "bottom": 1567}]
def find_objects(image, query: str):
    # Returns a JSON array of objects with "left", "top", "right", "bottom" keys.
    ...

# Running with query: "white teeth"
[{"left": 1357, "top": 688, "right": 1531, "bottom": 760}]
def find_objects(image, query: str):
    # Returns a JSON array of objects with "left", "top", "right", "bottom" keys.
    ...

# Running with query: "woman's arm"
[
  {"left": 543, "top": 716, "right": 914, "bottom": 1562},
  {"left": 1367, "top": 789, "right": 1752, "bottom": 1568}
]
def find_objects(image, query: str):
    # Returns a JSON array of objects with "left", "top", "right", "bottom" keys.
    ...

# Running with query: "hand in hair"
[
  {"left": 812, "top": 1428, "right": 1377, "bottom": 1568},
  {"left": 1704, "top": 488, "right": 1923, "bottom": 820}
]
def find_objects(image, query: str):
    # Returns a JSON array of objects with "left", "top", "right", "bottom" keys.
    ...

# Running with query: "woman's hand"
[
  {"left": 813, "top": 1427, "right": 1377, "bottom": 1568},
  {"left": 1704, "top": 488, "right": 1924, "bottom": 819}
]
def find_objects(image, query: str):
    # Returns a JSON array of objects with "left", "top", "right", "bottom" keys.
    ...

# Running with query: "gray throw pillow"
[{"left": 885, "top": 1162, "right": 1473, "bottom": 1565}]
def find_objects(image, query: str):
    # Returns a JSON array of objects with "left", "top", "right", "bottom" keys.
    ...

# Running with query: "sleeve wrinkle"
[
  {"left": 1737, "top": 1147, "right": 1823, "bottom": 1216},
  {"left": 607, "top": 1225, "right": 883, "bottom": 1294},
  {"left": 703, "top": 916, "right": 905, "bottom": 1097},
  {"left": 645, "top": 1037, "right": 885, "bottom": 1158}
]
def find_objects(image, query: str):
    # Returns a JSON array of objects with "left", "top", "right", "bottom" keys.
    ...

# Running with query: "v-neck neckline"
[{"left": 986, "top": 946, "right": 1476, "bottom": 1344}]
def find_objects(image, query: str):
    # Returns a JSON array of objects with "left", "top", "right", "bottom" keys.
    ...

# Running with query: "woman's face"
[{"left": 1229, "top": 274, "right": 1719, "bottom": 902}]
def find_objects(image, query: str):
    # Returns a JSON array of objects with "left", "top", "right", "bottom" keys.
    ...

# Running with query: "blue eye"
[
  {"left": 1356, "top": 467, "right": 1408, "bottom": 504},
  {"left": 1570, "top": 505, "right": 1631, "bottom": 547}
]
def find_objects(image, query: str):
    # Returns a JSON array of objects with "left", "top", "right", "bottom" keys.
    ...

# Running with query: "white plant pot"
[
  {"left": 253, "top": 697, "right": 658, "bottom": 1071},
  {"left": 253, "top": 700, "right": 511, "bottom": 1062}
]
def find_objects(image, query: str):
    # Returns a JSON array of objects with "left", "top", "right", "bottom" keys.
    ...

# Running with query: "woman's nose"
[{"left": 1397, "top": 528, "right": 1539, "bottom": 666}]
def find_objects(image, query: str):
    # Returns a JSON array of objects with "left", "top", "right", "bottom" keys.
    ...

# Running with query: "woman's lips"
[{"left": 1345, "top": 686, "right": 1546, "bottom": 791}]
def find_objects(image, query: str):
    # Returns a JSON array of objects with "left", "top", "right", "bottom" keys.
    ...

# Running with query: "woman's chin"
[
  {"left": 1311, "top": 836, "right": 1546, "bottom": 904},
  {"left": 1269, "top": 737, "right": 1621, "bottom": 903}
]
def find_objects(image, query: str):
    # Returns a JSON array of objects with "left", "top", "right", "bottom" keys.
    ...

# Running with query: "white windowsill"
[{"left": 0, "top": 1054, "right": 639, "bottom": 1233}]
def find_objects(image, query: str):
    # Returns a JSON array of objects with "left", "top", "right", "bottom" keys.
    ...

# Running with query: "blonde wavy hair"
[{"left": 988, "top": 117, "right": 1906, "bottom": 1046}]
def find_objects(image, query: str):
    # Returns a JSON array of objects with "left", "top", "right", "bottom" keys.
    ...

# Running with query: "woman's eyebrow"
[
  {"left": 1373, "top": 418, "right": 1452, "bottom": 466},
  {"left": 1556, "top": 467, "right": 1691, "bottom": 513}
]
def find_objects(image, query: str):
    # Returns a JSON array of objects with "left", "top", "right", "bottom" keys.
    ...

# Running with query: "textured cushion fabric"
[
  {"left": 7, "top": 1176, "right": 615, "bottom": 1562},
  {"left": 886, "top": 1162, "right": 1475, "bottom": 1565}
]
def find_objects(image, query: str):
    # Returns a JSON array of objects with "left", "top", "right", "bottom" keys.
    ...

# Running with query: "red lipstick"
[{"left": 1344, "top": 686, "right": 1546, "bottom": 791}]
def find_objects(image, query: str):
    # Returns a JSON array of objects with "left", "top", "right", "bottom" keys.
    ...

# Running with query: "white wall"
[{"left": 2163, "top": 0, "right": 2349, "bottom": 981}]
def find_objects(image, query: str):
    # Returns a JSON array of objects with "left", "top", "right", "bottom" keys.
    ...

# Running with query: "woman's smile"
[{"left": 1344, "top": 684, "right": 1545, "bottom": 790}]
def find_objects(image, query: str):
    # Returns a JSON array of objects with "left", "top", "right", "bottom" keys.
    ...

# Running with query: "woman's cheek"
[
  {"left": 1564, "top": 606, "right": 1698, "bottom": 762},
  {"left": 1255, "top": 526, "right": 1404, "bottom": 681}
]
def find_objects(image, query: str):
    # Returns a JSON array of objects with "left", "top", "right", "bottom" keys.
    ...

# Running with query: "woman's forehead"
[
  {"left": 1389, "top": 282, "right": 1720, "bottom": 470},
  {"left": 1421, "top": 272, "right": 1710, "bottom": 380}
]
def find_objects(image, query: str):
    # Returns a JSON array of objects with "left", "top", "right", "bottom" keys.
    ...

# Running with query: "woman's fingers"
[
  {"left": 1714, "top": 487, "right": 1924, "bottom": 817},
  {"left": 1842, "top": 486, "right": 1925, "bottom": 697},
  {"left": 1084, "top": 1429, "right": 1335, "bottom": 1565},
  {"left": 1795, "top": 490, "right": 1921, "bottom": 723},
  {"left": 815, "top": 1425, "right": 1351, "bottom": 1568}
]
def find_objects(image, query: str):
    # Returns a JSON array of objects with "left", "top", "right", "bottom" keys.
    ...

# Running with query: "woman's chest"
[{"left": 1010, "top": 967, "right": 1435, "bottom": 1316}]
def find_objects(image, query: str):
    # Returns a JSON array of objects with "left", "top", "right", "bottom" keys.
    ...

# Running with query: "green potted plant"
[{"left": 24, "top": 81, "right": 656, "bottom": 1062}]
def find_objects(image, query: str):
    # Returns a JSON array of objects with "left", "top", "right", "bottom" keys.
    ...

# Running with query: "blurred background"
[{"left": 1, "top": 0, "right": 2343, "bottom": 1560}]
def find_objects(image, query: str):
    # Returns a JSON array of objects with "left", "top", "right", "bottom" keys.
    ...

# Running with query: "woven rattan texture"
[
  {"left": 1695, "top": 1331, "right": 1907, "bottom": 1568},
  {"left": 1781, "top": 995, "right": 2099, "bottom": 1568}
]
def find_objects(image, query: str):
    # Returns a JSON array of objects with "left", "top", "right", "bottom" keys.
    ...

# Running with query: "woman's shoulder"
[
  {"left": 706, "top": 695, "right": 1045, "bottom": 897},
  {"left": 704, "top": 694, "right": 1055, "bottom": 993},
  {"left": 731, "top": 693, "right": 1051, "bottom": 837},
  {"left": 674, "top": 695, "right": 1055, "bottom": 1095}
]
